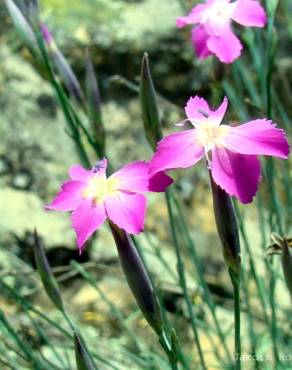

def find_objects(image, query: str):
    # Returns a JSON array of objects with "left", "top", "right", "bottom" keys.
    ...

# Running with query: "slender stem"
[
  {"left": 264, "top": 3, "right": 281, "bottom": 366},
  {"left": 159, "top": 331, "right": 179, "bottom": 370},
  {"left": 171, "top": 190, "right": 232, "bottom": 362},
  {"left": 241, "top": 268, "right": 260, "bottom": 370},
  {"left": 233, "top": 202, "right": 270, "bottom": 324},
  {"left": 165, "top": 191, "right": 207, "bottom": 370},
  {"left": 229, "top": 269, "right": 241, "bottom": 370}
]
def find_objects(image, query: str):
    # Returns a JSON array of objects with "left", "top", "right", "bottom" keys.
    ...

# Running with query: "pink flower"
[
  {"left": 150, "top": 96, "right": 290, "bottom": 204},
  {"left": 46, "top": 159, "right": 173, "bottom": 250},
  {"left": 176, "top": 0, "right": 266, "bottom": 63}
]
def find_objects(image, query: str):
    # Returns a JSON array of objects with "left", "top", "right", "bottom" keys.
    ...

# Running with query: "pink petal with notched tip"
[
  {"left": 148, "top": 171, "right": 173, "bottom": 192},
  {"left": 232, "top": 0, "right": 266, "bottom": 27},
  {"left": 110, "top": 161, "right": 149, "bottom": 193},
  {"left": 71, "top": 199, "right": 107, "bottom": 250},
  {"left": 149, "top": 129, "right": 205, "bottom": 173},
  {"left": 185, "top": 96, "right": 228, "bottom": 126},
  {"left": 207, "top": 25, "right": 242, "bottom": 63},
  {"left": 176, "top": 3, "right": 210, "bottom": 28},
  {"left": 191, "top": 25, "right": 212, "bottom": 60},
  {"left": 105, "top": 192, "right": 146, "bottom": 234},
  {"left": 45, "top": 180, "right": 85, "bottom": 211},
  {"left": 211, "top": 147, "right": 261, "bottom": 204},
  {"left": 224, "top": 119, "right": 290, "bottom": 158}
]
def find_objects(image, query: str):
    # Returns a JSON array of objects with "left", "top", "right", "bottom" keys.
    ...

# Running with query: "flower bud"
[
  {"left": 209, "top": 172, "right": 241, "bottom": 275},
  {"left": 74, "top": 331, "right": 96, "bottom": 370},
  {"left": 140, "top": 53, "right": 162, "bottom": 150},
  {"left": 85, "top": 51, "right": 106, "bottom": 156},
  {"left": 267, "top": 234, "right": 292, "bottom": 299},
  {"left": 109, "top": 222, "right": 163, "bottom": 335},
  {"left": 33, "top": 229, "right": 63, "bottom": 311},
  {"left": 282, "top": 239, "right": 292, "bottom": 298},
  {"left": 40, "top": 24, "right": 85, "bottom": 105},
  {"left": 5, "top": 0, "right": 38, "bottom": 54}
]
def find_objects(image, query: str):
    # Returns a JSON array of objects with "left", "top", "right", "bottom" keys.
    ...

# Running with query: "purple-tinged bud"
[
  {"left": 5, "top": 0, "right": 38, "bottom": 54},
  {"left": 140, "top": 53, "right": 162, "bottom": 150},
  {"left": 209, "top": 172, "right": 241, "bottom": 275},
  {"left": 109, "top": 222, "right": 163, "bottom": 335},
  {"left": 40, "top": 23, "right": 54, "bottom": 45},
  {"left": 40, "top": 24, "right": 85, "bottom": 105},
  {"left": 33, "top": 229, "right": 63, "bottom": 311},
  {"left": 85, "top": 51, "right": 106, "bottom": 156},
  {"left": 74, "top": 331, "right": 96, "bottom": 370}
]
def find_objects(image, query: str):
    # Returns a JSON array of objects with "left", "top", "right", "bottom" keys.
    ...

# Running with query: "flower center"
[
  {"left": 83, "top": 176, "right": 120, "bottom": 204},
  {"left": 201, "top": 0, "right": 235, "bottom": 27},
  {"left": 196, "top": 122, "right": 230, "bottom": 152}
]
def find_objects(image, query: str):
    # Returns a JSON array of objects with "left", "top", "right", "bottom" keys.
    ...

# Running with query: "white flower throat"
[
  {"left": 201, "top": 0, "right": 235, "bottom": 27},
  {"left": 194, "top": 116, "right": 230, "bottom": 164},
  {"left": 83, "top": 176, "right": 120, "bottom": 204}
]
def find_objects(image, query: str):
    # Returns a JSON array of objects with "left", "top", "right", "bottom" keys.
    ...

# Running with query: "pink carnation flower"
[
  {"left": 150, "top": 96, "right": 290, "bottom": 204},
  {"left": 176, "top": 0, "right": 267, "bottom": 63},
  {"left": 46, "top": 159, "right": 173, "bottom": 250}
]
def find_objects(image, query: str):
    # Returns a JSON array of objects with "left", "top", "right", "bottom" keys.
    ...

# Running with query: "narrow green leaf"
[{"left": 85, "top": 50, "right": 106, "bottom": 157}]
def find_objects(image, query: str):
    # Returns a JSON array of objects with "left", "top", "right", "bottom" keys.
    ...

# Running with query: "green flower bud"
[
  {"left": 33, "top": 229, "right": 63, "bottom": 311},
  {"left": 140, "top": 53, "right": 162, "bottom": 150}
]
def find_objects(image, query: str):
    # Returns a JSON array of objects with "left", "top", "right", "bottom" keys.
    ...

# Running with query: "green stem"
[
  {"left": 233, "top": 202, "right": 270, "bottom": 325},
  {"left": 171, "top": 190, "right": 232, "bottom": 363},
  {"left": 229, "top": 269, "right": 241, "bottom": 370},
  {"left": 159, "top": 331, "right": 179, "bottom": 370},
  {"left": 241, "top": 268, "right": 260, "bottom": 370},
  {"left": 264, "top": 3, "right": 281, "bottom": 365},
  {"left": 165, "top": 191, "right": 207, "bottom": 370}
]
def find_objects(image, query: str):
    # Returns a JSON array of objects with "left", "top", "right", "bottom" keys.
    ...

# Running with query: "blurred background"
[{"left": 0, "top": 0, "right": 292, "bottom": 369}]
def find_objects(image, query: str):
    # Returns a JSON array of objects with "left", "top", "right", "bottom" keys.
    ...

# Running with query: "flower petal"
[
  {"left": 207, "top": 25, "right": 242, "bottom": 63},
  {"left": 46, "top": 181, "right": 85, "bottom": 211},
  {"left": 110, "top": 161, "right": 149, "bottom": 192},
  {"left": 211, "top": 147, "right": 261, "bottom": 204},
  {"left": 191, "top": 25, "right": 212, "bottom": 60},
  {"left": 69, "top": 165, "right": 92, "bottom": 181},
  {"left": 232, "top": 0, "right": 266, "bottom": 27},
  {"left": 71, "top": 199, "right": 106, "bottom": 250},
  {"left": 105, "top": 192, "right": 146, "bottom": 234},
  {"left": 176, "top": 4, "right": 209, "bottom": 28},
  {"left": 150, "top": 129, "right": 205, "bottom": 172},
  {"left": 223, "top": 119, "right": 290, "bottom": 158},
  {"left": 148, "top": 171, "right": 173, "bottom": 192},
  {"left": 185, "top": 96, "right": 228, "bottom": 126}
]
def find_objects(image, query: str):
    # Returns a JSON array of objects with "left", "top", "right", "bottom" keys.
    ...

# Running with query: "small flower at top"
[
  {"left": 176, "top": 0, "right": 266, "bottom": 63},
  {"left": 150, "top": 96, "right": 290, "bottom": 204},
  {"left": 46, "top": 159, "right": 173, "bottom": 251}
]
